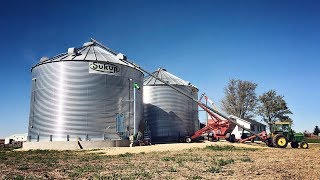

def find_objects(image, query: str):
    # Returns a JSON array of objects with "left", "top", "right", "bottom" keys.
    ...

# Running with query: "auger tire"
[
  {"left": 179, "top": 137, "right": 185, "bottom": 143},
  {"left": 225, "top": 133, "right": 231, "bottom": 142},
  {"left": 185, "top": 137, "right": 192, "bottom": 143},
  {"left": 229, "top": 134, "right": 236, "bottom": 143},
  {"left": 265, "top": 138, "right": 273, "bottom": 147}
]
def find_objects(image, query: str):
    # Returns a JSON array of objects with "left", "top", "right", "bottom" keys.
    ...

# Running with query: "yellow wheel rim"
[
  {"left": 302, "top": 143, "right": 308, "bottom": 149},
  {"left": 278, "top": 137, "right": 287, "bottom": 146}
]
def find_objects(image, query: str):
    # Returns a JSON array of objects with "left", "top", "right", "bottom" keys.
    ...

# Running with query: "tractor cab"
[
  {"left": 271, "top": 122, "right": 293, "bottom": 141},
  {"left": 272, "top": 122, "right": 291, "bottom": 132}
]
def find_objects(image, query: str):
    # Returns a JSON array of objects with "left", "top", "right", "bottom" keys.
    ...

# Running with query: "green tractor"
[{"left": 266, "top": 122, "right": 308, "bottom": 149}]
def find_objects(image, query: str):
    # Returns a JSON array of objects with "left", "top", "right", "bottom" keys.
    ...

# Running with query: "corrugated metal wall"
[
  {"left": 28, "top": 61, "right": 143, "bottom": 141},
  {"left": 144, "top": 85, "right": 199, "bottom": 142}
]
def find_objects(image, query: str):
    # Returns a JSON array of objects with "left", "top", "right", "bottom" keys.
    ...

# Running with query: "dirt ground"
[
  {"left": 93, "top": 140, "right": 267, "bottom": 155},
  {"left": 1, "top": 141, "right": 319, "bottom": 179}
]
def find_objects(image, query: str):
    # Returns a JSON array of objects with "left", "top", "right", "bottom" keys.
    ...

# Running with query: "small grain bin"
[{"left": 143, "top": 68, "right": 199, "bottom": 142}]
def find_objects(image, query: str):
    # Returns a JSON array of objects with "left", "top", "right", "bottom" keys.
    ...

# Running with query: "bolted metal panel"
[
  {"left": 28, "top": 41, "right": 143, "bottom": 142},
  {"left": 143, "top": 69, "right": 199, "bottom": 142}
]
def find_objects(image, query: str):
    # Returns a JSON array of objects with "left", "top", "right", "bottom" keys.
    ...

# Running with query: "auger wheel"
[
  {"left": 185, "top": 137, "right": 192, "bottom": 143},
  {"left": 265, "top": 138, "right": 273, "bottom": 147}
]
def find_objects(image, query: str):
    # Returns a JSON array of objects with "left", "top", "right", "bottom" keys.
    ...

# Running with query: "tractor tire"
[
  {"left": 290, "top": 141, "right": 299, "bottom": 148},
  {"left": 272, "top": 134, "right": 288, "bottom": 148},
  {"left": 185, "top": 137, "right": 192, "bottom": 143},
  {"left": 265, "top": 138, "right": 273, "bottom": 147},
  {"left": 300, "top": 141, "right": 309, "bottom": 149}
]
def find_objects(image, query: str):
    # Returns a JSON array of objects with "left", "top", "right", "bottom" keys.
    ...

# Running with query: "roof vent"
[
  {"left": 83, "top": 42, "right": 94, "bottom": 46},
  {"left": 157, "top": 68, "right": 167, "bottom": 71},
  {"left": 68, "top": 47, "right": 78, "bottom": 55},
  {"left": 117, "top": 53, "right": 127, "bottom": 60},
  {"left": 39, "top": 57, "right": 49, "bottom": 62}
]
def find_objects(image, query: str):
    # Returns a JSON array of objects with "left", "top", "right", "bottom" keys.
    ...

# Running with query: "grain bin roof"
[
  {"left": 32, "top": 38, "right": 135, "bottom": 69},
  {"left": 144, "top": 68, "right": 197, "bottom": 88}
]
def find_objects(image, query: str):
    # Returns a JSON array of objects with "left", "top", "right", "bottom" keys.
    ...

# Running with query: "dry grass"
[{"left": 1, "top": 142, "right": 320, "bottom": 179}]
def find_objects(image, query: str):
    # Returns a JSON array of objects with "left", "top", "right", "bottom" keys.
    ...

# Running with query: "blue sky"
[{"left": 0, "top": 0, "right": 319, "bottom": 138}]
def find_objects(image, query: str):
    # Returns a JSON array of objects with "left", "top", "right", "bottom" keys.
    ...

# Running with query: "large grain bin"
[
  {"left": 28, "top": 39, "right": 143, "bottom": 142},
  {"left": 143, "top": 68, "right": 199, "bottom": 142}
]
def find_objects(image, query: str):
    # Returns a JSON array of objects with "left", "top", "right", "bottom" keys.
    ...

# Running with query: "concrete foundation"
[{"left": 22, "top": 140, "right": 130, "bottom": 150}]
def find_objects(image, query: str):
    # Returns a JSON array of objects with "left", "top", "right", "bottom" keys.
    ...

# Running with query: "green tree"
[
  {"left": 258, "top": 90, "right": 292, "bottom": 131},
  {"left": 313, "top": 126, "right": 320, "bottom": 136},
  {"left": 221, "top": 79, "right": 258, "bottom": 119}
]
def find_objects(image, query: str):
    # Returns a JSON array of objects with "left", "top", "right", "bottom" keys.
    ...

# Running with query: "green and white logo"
[
  {"left": 134, "top": 83, "right": 140, "bottom": 90},
  {"left": 89, "top": 62, "right": 121, "bottom": 75}
]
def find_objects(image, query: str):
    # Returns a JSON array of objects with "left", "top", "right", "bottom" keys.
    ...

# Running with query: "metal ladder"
[{"left": 144, "top": 120, "right": 151, "bottom": 141}]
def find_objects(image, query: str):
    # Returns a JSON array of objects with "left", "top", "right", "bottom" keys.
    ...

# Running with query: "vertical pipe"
[
  {"left": 133, "top": 85, "right": 136, "bottom": 135},
  {"left": 128, "top": 78, "right": 132, "bottom": 135},
  {"left": 31, "top": 78, "right": 37, "bottom": 130}
]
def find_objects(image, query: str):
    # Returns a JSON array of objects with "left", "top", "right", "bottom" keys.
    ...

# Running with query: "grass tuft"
[
  {"left": 17, "top": 165, "right": 29, "bottom": 171},
  {"left": 205, "top": 145, "right": 236, "bottom": 151},
  {"left": 130, "top": 170, "right": 152, "bottom": 178},
  {"left": 27, "top": 149, "right": 51, "bottom": 154},
  {"left": 205, "top": 145, "right": 258, "bottom": 151},
  {"left": 215, "top": 158, "right": 235, "bottom": 166},
  {"left": 207, "top": 166, "right": 221, "bottom": 173},
  {"left": 117, "top": 152, "right": 133, "bottom": 157},
  {"left": 69, "top": 164, "right": 103, "bottom": 178},
  {"left": 0, "top": 152, "right": 8, "bottom": 160},
  {"left": 161, "top": 156, "right": 176, "bottom": 161},
  {"left": 169, "top": 167, "right": 177, "bottom": 172},
  {"left": 13, "top": 175, "right": 25, "bottom": 180},
  {"left": 190, "top": 175, "right": 203, "bottom": 179},
  {"left": 240, "top": 157, "right": 253, "bottom": 162}
]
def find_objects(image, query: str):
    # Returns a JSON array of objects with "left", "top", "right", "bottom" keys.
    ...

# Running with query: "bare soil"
[
  {"left": 93, "top": 141, "right": 266, "bottom": 156},
  {"left": 1, "top": 141, "right": 319, "bottom": 179}
]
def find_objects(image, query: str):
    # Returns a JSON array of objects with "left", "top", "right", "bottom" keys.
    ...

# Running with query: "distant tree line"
[
  {"left": 304, "top": 126, "right": 320, "bottom": 137},
  {"left": 221, "top": 79, "right": 292, "bottom": 132}
]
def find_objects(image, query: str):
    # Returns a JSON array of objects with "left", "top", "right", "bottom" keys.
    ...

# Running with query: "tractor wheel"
[
  {"left": 185, "top": 137, "right": 192, "bottom": 143},
  {"left": 300, "top": 141, "right": 309, "bottom": 149},
  {"left": 290, "top": 141, "right": 299, "bottom": 148},
  {"left": 265, "top": 138, "right": 273, "bottom": 147},
  {"left": 272, "top": 134, "right": 288, "bottom": 148}
]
